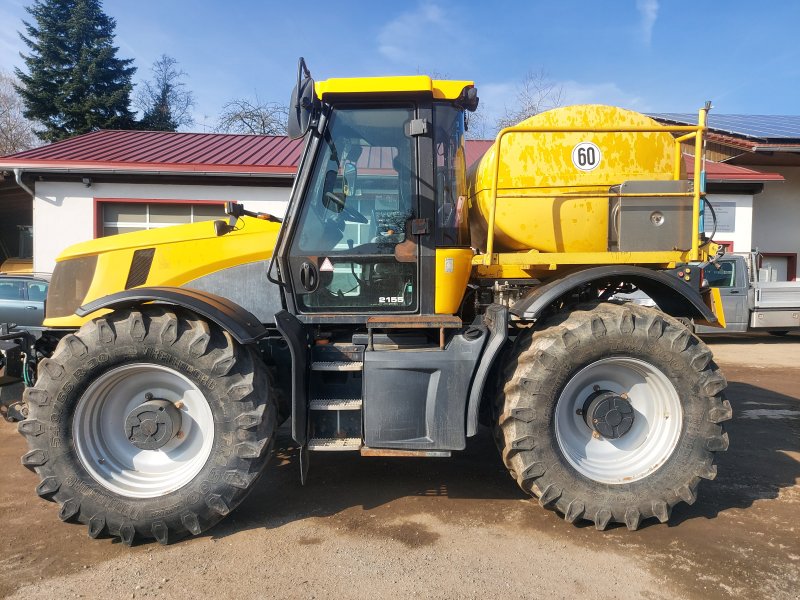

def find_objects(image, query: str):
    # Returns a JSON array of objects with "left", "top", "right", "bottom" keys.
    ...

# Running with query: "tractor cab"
[{"left": 276, "top": 61, "right": 479, "bottom": 320}]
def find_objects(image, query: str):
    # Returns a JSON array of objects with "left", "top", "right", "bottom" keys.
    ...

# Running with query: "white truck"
[{"left": 693, "top": 253, "right": 799, "bottom": 335}]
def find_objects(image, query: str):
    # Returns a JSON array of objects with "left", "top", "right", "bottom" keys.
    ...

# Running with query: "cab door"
[
  {"left": 704, "top": 258, "right": 748, "bottom": 331},
  {"left": 287, "top": 106, "right": 419, "bottom": 315}
]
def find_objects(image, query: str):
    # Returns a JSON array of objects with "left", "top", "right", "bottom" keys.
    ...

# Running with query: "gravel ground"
[{"left": 1, "top": 333, "right": 798, "bottom": 600}]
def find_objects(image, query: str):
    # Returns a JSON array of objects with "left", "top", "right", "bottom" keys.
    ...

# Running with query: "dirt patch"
[{"left": 704, "top": 331, "right": 800, "bottom": 369}]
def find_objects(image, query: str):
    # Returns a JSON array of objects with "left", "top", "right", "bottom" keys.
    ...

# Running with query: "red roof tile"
[
  {"left": 0, "top": 129, "right": 494, "bottom": 174},
  {"left": 0, "top": 130, "right": 304, "bottom": 174},
  {"left": 683, "top": 154, "right": 784, "bottom": 182}
]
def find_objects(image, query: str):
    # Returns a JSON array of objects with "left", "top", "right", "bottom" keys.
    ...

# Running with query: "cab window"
[
  {"left": 434, "top": 104, "right": 469, "bottom": 246},
  {"left": 705, "top": 261, "right": 736, "bottom": 288}
]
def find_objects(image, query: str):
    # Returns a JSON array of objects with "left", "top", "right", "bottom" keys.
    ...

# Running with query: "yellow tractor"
[{"left": 13, "top": 59, "right": 729, "bottom": 544}]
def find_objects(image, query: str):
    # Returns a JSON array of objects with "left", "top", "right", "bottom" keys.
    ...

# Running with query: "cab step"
[
  {"left": 310, "top": 361, "right": 363, "bottom": 372},
  {"left": 307, "top": 437, "right": 362, "bottom": 451},
  {"left": 309, "top": 398, "right": 363, "bottom": 411}
]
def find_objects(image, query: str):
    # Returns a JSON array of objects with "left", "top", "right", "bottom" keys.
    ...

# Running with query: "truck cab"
[{"left": 696, "top": 253, "right": 800, "bottom": 334}]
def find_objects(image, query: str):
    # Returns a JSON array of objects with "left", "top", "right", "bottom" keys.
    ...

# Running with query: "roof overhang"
[
  {"left": 751, "top": 145, "right": 800, "bottom": 153},
  {"left": 0, "top": 160, "right": 297, "bottom": 177},
  {"left": 683, "top": 154, "right": 784, "bottom": 183}
]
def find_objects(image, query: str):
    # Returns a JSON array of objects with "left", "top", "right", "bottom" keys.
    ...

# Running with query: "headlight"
[{"left": 45, "top": 255, "right": 98, "bottom": 319}]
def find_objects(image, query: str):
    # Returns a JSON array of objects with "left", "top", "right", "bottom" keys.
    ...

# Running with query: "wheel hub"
[
  {"left": 583, "top": 389, "right": 635, "bottom": 439},
  {"left": 124, "top": 395, "right": 182, "bottom": 450}
]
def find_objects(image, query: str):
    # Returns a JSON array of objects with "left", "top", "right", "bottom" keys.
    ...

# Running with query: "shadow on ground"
[{"left": 213, "top": 376, "right": 800, "bottom": 538}]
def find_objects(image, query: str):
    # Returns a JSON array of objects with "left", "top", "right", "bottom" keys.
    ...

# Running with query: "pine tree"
[
  {"left": 139, "top": 86, "right": 178, "bottom": 132},
  {"left": 15, "top": 0, "right": 136, "bottom": 142}
]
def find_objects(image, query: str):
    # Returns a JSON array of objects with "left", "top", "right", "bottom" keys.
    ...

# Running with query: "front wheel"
[
  {"left": 18, "top": 308, "right": 277, "bottom": 545},
  {"left": 495, "top": 302, "right": 732, "bottom": 530}
]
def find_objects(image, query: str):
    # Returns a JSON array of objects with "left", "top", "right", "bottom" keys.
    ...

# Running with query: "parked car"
[{"left": 0, "top": 273, "right": 50, "bottom": 335}]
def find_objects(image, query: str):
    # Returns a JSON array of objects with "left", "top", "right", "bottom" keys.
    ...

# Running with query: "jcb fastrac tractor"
[{"left": 10, "top": 59, "right": 731, "bottom": 544}]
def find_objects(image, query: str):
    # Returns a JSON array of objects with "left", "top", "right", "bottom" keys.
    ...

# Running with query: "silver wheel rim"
[
  {"left": 554, "top": 357, "right": 682, "bottom": 484},
  {"left": 73, "top": 363, "right": 214, "bottom": 498}
]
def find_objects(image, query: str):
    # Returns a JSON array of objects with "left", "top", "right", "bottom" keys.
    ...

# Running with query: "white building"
[
  {"left": 656, "top": 113, "right": 799, "bottom": 280},
  {"left": 0, "top": 130, "right": 302, "bottom": 272}
]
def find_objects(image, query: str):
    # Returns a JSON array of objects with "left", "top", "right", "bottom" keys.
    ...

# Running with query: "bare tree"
[
  {"left": 0, "top": 70, "right": 37, "bottom": 155},
  {"left": 496, "top": 69, "right": 564, "bottom": 131},
  {"left": 216, "top": 96, "right": 288, "bottom": 136},
  {"left": 135, "top": 55, "right": 195, "bottom": 131},
  {"left": 465, "top": 105, "right": 491, "bottom": 140}
]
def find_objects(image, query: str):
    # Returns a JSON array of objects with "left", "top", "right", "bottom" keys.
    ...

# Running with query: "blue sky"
[{"left": 1, "top": 0, "right": 799, "bottom": 134}]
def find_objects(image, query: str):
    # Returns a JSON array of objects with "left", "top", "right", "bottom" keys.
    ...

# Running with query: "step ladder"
[{"left": 306, "top": 342, "right": 364, "bottom": 452}]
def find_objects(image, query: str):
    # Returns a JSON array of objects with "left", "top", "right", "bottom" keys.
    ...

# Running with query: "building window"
[
  {"left": 100, "top": 201, "right": 226, "bottom": 237},
  {"left": 760, "top": 253, "right": 797, "bottom": 282}
]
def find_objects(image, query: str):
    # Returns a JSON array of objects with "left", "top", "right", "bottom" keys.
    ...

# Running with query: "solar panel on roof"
[{"left": 649, "top": 113, "right": 800, "bottom": 142}]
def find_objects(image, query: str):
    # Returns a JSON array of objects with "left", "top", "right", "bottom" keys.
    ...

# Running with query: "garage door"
[{"left": 101, "top": 202, "right": 226, "bottom": 237}]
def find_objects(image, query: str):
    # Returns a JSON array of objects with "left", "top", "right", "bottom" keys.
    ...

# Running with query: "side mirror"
[
  {"left": 343, "top": 162, "right": 357, "bottom": 197},
  {"left": 287, "top": 57, "right": 318, "bottom": 140}
]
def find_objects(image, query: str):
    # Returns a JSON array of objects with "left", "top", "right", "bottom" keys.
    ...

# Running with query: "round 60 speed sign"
[{"left": 571, "top": 141, "right": 602, "bottom": 172}]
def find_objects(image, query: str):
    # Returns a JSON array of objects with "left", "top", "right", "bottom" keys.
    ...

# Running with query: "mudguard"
[
  {"left": 511, "top": 265, "right": 720, "bottom": 324},
  {"left": 466, "top": 304, "right": 508, "bottom": 437},
  {"left": 76, "top": 286, "right": 268, "bottom": 344}
]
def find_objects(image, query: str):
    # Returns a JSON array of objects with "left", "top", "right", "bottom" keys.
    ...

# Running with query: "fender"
[
  {"left": 510, "top": 265, "right": 719, "bottom": 324},
  {"left": 76, "top": 286, "right": 268, "bottom": 344},
  {"left": 466, "top": 304, "right": 507, "bottom": 437},
  {"left": 273, "top": 310, "right": 310, "bottom": 446}
]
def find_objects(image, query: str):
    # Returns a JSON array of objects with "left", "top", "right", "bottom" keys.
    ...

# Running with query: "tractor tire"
[
  {"left": 18, "top": 307, "right": 277, "bottom": 545},
  {"left": 495, "top": 302, "right": 731, "bottom": 530}
]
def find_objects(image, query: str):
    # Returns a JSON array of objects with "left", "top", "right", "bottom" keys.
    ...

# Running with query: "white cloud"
[
  {"left": 636, "top": 0, "right": 659, "bottom": 45},
  {"left": 559, "top": 80, "right": 648, "bottom": 111},
  {"left": 377, "top": 3, "right": 460, "bottom": 67}
]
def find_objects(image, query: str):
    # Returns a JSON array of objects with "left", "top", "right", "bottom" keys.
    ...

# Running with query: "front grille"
[{"left": 45, "top": 255, "right": 98, "bottom": 319}]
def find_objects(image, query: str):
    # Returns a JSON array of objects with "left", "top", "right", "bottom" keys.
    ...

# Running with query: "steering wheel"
[{"left": 324, "top": 192, "right": 368, "bottom": 224}]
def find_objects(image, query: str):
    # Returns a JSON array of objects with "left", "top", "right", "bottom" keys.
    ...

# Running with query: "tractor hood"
[{"left": 45, "top": 216, "right": 282, "bottom": 328}]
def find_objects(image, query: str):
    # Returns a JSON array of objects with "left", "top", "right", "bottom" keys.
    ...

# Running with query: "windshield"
[
  {"left": 289, "top": 106, "right": 418, "bottom": 313},
  {"left": 296, "top": 107, "right": 416, "bottom": 253}
]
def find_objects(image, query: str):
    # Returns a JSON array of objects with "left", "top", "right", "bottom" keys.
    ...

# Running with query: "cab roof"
[{"left": 314, "top": 76, "right": 474, "bottom": 102}]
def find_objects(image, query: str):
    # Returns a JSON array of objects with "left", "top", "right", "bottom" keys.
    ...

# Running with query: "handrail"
[{"left": 482, "top": 108, "right": 709, "bottom": 265}]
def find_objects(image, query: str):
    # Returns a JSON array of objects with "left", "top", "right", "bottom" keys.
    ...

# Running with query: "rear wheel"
[
  {"left": 18, "top": 308, "right": 276, "bottom": 545},
  {"left": 495, "top": 302, "right": 731, "bottom": 530}
]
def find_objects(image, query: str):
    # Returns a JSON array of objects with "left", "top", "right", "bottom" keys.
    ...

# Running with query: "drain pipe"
[{"left": 13, "top": 169, "right": 35, "bottom": 198}]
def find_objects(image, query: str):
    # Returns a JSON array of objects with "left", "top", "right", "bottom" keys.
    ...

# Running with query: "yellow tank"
[{"left": 467, "top": 105, "right": 681, "bottom": 253}]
